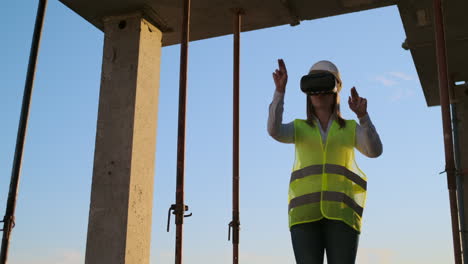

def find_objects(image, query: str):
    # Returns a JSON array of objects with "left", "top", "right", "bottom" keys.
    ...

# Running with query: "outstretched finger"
[
  {"left": 351, "top": 87, "right": 359, "bottom": 99},
  {"left": 278, "top": 59, "right": 287, "bottom": 73}
]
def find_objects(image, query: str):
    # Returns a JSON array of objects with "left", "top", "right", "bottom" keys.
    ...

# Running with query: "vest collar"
[{"left": 312, "top": 113, "right": 337, "bottom": 133}]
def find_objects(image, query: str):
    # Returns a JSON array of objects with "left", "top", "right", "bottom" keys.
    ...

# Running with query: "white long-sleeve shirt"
[{"left": 267, "top": 91, "right": 383, "bottom": 158}]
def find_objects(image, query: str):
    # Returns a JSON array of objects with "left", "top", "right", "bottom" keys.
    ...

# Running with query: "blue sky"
[{"left": 1, "top": 1, "right": 454, "bottom": 263}]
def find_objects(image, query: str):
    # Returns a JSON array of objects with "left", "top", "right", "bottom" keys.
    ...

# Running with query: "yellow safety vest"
[{"left": 289, "top": 119, "right": 367, "bottom": 232}]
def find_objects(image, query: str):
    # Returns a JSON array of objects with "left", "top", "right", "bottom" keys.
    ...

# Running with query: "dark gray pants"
[{"left": 290, "top": 219, "right": 359, "bottom": 264}]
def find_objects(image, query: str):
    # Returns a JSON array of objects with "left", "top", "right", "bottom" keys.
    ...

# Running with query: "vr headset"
[{"left": 300, "top": 72, "right": 337, "bottom": 95}]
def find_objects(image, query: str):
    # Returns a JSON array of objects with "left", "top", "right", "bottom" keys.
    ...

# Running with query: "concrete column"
[{"left": 85, "top": 13, "right": 162, "bottom": 264}]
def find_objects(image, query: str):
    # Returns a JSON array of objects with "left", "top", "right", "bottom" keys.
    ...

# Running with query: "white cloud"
[
  {"left": 241, "top": 252, "right": 293, "bottom": 264},
  {"left": 11, "top": 249, "right": 83, "bottom": 264},
  {"left": 390, "top": 87, "right": 416, "bottom": 102},
  {"left": 8, "top": 246, "right": 396, "bottom": 264},
  {"left": 390, "top": 88, "right": 404, "bottom": 101},
  {"left": 374, "top": 71, "right": 416, "bottom": 87},
  {"left": 374, "top": 76, "right": 398, "bottom": 87},
  {"left": 388, "top": 72, "right": 416, "bottom": 81},
  {"left": 58, "top": 250, "right": 82, "bottom": 264},
  {"left": 153, "top": 249, "right": 293, "bottom": 264},
  {"left": 372, "top": 72, "right": 417, "bottom": 101},
  {"left": 357, "top": 247, "right": 395, "bottom": 264},
  {"left": 152, "top": 247, "right": 395, "bottom": 264}
]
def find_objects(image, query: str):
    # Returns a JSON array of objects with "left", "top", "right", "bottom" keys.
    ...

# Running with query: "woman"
[{"left": 268, "top": 59, "right": 383, "bottom": 264}]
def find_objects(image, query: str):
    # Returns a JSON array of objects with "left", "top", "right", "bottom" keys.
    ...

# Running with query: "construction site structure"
[{"left": 2, "top": 0, "right": 468, "bottom": 264}]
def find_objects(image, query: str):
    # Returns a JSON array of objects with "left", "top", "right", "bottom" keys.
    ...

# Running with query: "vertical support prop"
[
  {"left": 0, "top": 1, "right": 47, "bottom": 263},
  {"left": 452, "top": 103, "right": 468, "bottom": 263},
  {"left": 228, "top": 8, "right": 243, "bottom": 264},
  {"left": 170, "top": 0, "right": 192, "bottom": 264},
  {"left": 433, "top": 0, "right": 462, "bottom": 263}
]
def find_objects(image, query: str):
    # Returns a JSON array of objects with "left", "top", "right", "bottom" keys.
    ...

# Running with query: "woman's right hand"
[{"left": 273, "top": 59, "right": 288, "bottom": 93}]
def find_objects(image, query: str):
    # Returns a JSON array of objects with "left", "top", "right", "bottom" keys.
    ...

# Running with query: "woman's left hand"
[{"left": 348, "top": 87, "right": 368, "bottom": 118}]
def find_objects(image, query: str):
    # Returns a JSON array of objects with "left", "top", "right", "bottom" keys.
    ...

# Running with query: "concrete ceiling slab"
[
  {"left": 57, "top": 0, "right": 467, "bottom": 107},
  {"left": 398, "top": 0, "right": 468, "bottom": 106},
  {"left": 58, "top": 0, "right": 395, "bottom": 46}
]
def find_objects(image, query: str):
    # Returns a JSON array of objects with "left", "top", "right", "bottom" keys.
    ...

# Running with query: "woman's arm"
[
  {"left": 268, "top": 59, "right": 295, "bottom": 143},
  {"left": 348, "top": 87, "right": 383, "bottom": 157},
  {"left": 355, "top": 114, "right": 383, "bottom": 158},
  {"left": 267, "top": 91, "right": 294, "bottom": 143}
]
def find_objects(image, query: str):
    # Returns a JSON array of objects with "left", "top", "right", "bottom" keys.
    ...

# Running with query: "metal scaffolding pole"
[
  {"left": 228, "top": 8, "right": 243, "bottom": 264},
  {"left": 167, "top": 0, "right": 192, "bottom": 264},
  {"left": 452, "top": 103, "right": 468, "bottom": 263},
  {"left": 0, "top": 1, "right": 47, "bottom": 263},
  {"left": 433, "top": 0, "right": 462, "bottom": 263}
]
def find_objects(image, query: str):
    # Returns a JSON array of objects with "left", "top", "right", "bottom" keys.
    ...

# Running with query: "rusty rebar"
[
  {"left": 0, "top": 1, "right": 47, "bottom": 263},
  {"left": 433, "top": 0, "right": 462, "bottom": 263},
  {"left": 174, "top": 0, "right": 191, "bottom": 263}
]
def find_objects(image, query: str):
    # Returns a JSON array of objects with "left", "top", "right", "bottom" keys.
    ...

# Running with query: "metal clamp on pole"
[
  {"left": 167, "top": 204, "right": 192, "bottom": 232},
  {"left": 0, "top": 216, "right": 15, "bottom": 233},
  {"left": 227, "top": 220, "right": 240, "bottom": 241}
]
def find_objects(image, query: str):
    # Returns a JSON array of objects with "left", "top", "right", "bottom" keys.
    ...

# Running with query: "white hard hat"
[{"left": 308, "top": 60, "right": 342, "bottom": 92}]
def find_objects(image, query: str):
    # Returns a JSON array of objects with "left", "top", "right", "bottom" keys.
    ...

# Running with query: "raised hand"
[
  {"left": 348, "top": 87, "right": 368, "bottom": 118},
  {"left": 273, "top": 59, "right": 288, "bottom": 93}
]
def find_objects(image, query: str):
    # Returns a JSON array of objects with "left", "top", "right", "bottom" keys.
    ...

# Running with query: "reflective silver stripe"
[
  {"left": 288, "top": 191, "right": 363, "bottom": 217},
  {"left": 290, "top": 164, "right": 367, "bottom": 190},
  {"left": 288, "top": 192, "right": 320, "bottom": 211},
  {"left": 322, "top": 191, "right": 363, "bottom": 217},
  {"left": 324, "top": 164, "right": 367, "bottom": 190},
  {"left": 290, "top": 165, "right": 323, "bottom": 183}
]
